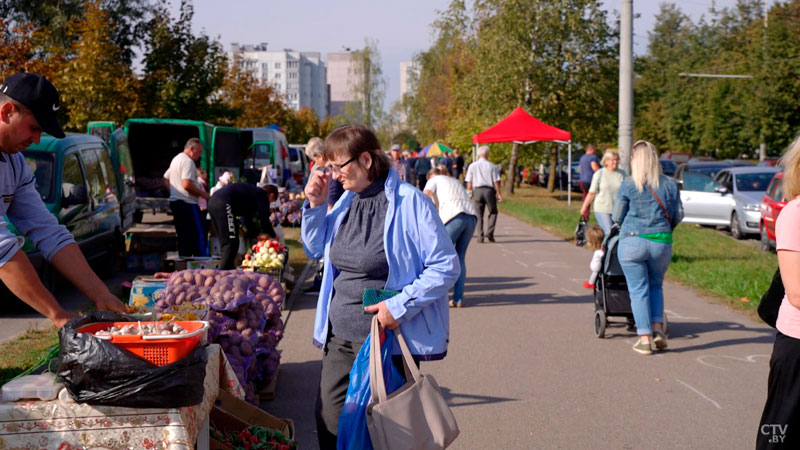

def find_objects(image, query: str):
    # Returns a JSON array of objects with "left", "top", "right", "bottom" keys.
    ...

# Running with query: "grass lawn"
[
  {"left": 0, "top": 327, "right": 59, "bottom": 383},
  {"left": 283, "top": 225, "right": 310, "bottom": 293},
  {"left": 499, "top": 183, "right": 778, "bottom": 312}
]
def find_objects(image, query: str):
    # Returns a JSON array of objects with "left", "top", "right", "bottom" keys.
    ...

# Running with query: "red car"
[{"left": 760, "top": 172, "right": 786, "bottom": 251}]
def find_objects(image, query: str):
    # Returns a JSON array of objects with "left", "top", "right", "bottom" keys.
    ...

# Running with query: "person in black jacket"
[{"left": 208, "top": 183, "right": 276, "bottom": 269}]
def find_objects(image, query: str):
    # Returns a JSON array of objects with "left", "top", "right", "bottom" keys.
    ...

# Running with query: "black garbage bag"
[{"left": 57, "top": 311, "right": 207, "bottom": 408}]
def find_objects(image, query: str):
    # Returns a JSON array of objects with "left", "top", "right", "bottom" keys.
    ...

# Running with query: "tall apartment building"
[
  {"left": 400, "top": 60, "right": 419, "bottom": 100},
  {"left": 326, "top": 52, "right": 358, "bottom": 117},
  {"left": 229, "top": 43, "right": 329, "bottom": 119},
  {"left": 399, "top": 60, "right": 420, "bottom": 124}
]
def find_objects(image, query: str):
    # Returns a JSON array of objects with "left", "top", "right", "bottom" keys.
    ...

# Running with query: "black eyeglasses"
[{"left": 326, "top": 154, "right": 359, "bottom": 175}]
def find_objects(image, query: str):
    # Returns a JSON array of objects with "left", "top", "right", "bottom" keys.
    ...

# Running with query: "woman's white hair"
[
  {"left": 305, "top": 137, "right": 324, "bottom": 159},
  {"left": 600, "top": 150, "right": 619, "bottom": 167},
  {"left": 477, "top": 145, "right": 490, "bottom": 158},
  {"left": 630, "top": 140, "right": 661, "bottom": 192}
]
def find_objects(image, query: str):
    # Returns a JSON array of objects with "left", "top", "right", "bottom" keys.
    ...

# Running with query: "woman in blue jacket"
[
  {"left": 302, "top": 124, "right": 459, "bottom": 448},
  {"left": 613, "top": 140, "right": 683, "bottom": 355}
]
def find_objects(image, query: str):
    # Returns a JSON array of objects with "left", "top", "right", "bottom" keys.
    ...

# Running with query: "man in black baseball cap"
[
  {"left": 0, "top": 73, "right": 65, "bottom": 154},
  {"left": 0, "top": 73, "right": 126, "bottom": 327}
]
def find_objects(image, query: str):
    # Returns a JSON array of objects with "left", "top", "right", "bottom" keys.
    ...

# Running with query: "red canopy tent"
[{"left": 472, "top": 107, "right": 574, "bottom": 203}]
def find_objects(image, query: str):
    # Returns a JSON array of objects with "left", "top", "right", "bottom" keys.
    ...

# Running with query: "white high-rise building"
[
  {"left": 326, "top": 52, "right": 358, "bottom": 117},
  {"left": 400, "top": 60, "right": 419, "bottom": 100},
  {"left": 399, "top": 60, "right": 420, "bottom": 124},
  {"left": 229, "top": 43, "right": 328, "bottom": 119}
]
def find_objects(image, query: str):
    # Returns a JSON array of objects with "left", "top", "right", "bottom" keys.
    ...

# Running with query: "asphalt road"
[
  {"left": 0, "top": 271, "right": 135, "bottom": 343},
  {"left": 264, "top": 213, "right": 774, "bottom": 450}
]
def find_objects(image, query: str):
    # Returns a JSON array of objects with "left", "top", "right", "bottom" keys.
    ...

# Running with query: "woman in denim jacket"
[{"left": 613, "top": 140, "right": 683, "bottom": 355}]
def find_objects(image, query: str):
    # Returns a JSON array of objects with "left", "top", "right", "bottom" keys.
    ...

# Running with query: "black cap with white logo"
[{"left": 0, "top": 73, "right": 65, "bottom": 138}]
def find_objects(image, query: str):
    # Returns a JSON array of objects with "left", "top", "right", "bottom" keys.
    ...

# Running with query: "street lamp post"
[{"left": 619, "top": 0, "right": 634, "bottom": 175}]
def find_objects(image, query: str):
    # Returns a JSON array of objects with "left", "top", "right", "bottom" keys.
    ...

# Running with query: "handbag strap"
[
  {"left": 647, "top": 184, "right": 670, "bottom": 223},
  {"left": 369, "top": 315, "right": 421, "bottom": 404}
]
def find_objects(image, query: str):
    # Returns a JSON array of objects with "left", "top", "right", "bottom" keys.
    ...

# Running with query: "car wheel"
[
  {"left": 730, "top": 212, "right": 744, "bottom": 240},
  {"left": 761, "top": 224, "right": 772, "bottom": 252}
]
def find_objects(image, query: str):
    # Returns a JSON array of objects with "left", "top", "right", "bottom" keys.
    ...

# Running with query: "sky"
[{"left": 173, "top": 0, "right": 766, "bottom": 110}]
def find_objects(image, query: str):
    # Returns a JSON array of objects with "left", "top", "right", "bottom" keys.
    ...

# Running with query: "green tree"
[
  {"left": 450, "top": 0, "right": 619, "bottom": 193},
  {"left": 140, "top": 0, "right": 227, "bottom": 121},
  {"left": 59, "top": 0, "right": 140, "bottom": 130},
  {"left": 218, "top": 54, "right": 290, "bottom": 129},
  {"left": 0, "top": 0, "right": 154, "bottom": 65}
]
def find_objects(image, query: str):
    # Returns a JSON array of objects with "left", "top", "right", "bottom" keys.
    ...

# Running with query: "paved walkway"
[{"left": 264, "top": 213, "right": 774, "bottom": 449}]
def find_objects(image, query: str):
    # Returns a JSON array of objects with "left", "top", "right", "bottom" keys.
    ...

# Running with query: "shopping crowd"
[{"left": 5, "top": 71, "right": 800, "bottom": 449}]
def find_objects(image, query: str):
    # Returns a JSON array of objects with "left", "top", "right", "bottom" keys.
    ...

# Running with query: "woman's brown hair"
[{"left": 323, "top": 124, "right": 391, "bottom": 181}]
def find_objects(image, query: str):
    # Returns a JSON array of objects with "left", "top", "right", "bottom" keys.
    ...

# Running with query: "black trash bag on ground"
[
  {"left": 574, "top": 216, "right": 588, "bottom": 246},
  {"left": 57, "top": 311, "right": 207, "bottom": 408}
]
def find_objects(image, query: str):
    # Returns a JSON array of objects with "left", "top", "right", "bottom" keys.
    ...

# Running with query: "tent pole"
[
  {"left": 567, "top": 141, "right": 572, "bottom": 205},
  {"left": 558, "top": 146, "right": 562, "bottom": 198}
]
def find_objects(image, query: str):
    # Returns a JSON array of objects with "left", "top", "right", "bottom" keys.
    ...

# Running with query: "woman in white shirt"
[{"left": 424, "top": 165, "right": 478, "bottom": 308}]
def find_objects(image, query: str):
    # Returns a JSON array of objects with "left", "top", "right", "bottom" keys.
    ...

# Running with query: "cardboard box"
[
  {"left": 128, "top": 276, "right": 166, "bottom": 307},
  {"left": 210, "top": 390, "right": 295, "bottom": 441}
]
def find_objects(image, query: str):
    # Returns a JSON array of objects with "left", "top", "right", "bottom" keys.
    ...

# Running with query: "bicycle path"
[{"left": 265, "top": 213, "right": 774, "bottom": 449}]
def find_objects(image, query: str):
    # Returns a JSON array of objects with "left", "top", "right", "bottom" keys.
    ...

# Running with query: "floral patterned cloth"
[{"left": 0, "top": 344, "right": 243, "bottom": 450}]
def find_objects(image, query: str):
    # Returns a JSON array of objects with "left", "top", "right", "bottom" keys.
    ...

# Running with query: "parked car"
[
  {"left": 12, "top": 134, "right": 123, "bottom": 292},
  {"left": 660, "top": 152, "right": 691, "bottom": 164},
  {"left": 678, "top": 166, "right": 779, "bottom": 239},
  {"left": 722, "top": 159, "right": 756, "bottom": 167},
  {"left": 714, "top": 167, "right": 780, "bottom": 239},
  {"left": 757, "top": 157, "right": 780, "bottom": 167},
  {"left": 288, "top": 144, "right": 310, "bottom": 185},
  {"left": 660, "top": 160, "right": 677, "bottom": 177},
  {"left": 760, "top": 172, "right": 786, "bottom": 251},
  {"left": 687, "top": 156, "right": 716, "bottom": 163},
  {"left": 674, "top": 161, "right": 733, "bottom": 186}
]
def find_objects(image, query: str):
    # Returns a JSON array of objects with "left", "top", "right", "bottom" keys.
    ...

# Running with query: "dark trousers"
[
  {"left": 417, "top": 175, "right": 428, "bottom": 190},
  {"left": 207, "top": 198, "right": 239, "bottom": 270},
  {"left": 315, "top": 335, "right": 419, "bottom": 449},
  {"left": 758, "top": 332, "right": 800, "bottom": 449},
  {"left": 473, "top": 186, "right": 498, "bottom": 239},
  {"left": 170, "top": 200, "right": 205, "bottom": 257}
]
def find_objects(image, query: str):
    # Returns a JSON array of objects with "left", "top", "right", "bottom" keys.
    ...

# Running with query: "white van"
[{"left": 240, "top": 128, "right": 290, "bottom": 187}]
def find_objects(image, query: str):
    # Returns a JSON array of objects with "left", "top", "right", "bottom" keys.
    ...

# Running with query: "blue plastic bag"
[{"left": 337, "top": 330, "right": 406, "bottom": 450}]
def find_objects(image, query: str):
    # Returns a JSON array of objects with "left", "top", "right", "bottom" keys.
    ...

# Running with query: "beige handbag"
[{"left": 366, "top": 316, "right": 459, "bottom": 450}]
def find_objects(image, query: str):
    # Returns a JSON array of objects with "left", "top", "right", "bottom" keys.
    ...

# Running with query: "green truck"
[{"left": 88, "top": 119, "right": 242, "bottom": 222}]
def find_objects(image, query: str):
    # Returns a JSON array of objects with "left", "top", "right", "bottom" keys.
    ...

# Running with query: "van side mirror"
[
  {"left": 62, "top": 184, "right": 89, "bottom": 207},
  {"left": 714, "top": 186, "right": 728, "bottom": 194}
]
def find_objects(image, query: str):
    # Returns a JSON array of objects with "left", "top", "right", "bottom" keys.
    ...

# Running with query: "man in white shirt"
[
  {"left": 163, "top": 138, "right": 209, "bottom": 256},
  {"left": 465, "top": 145, "right": 502, "bottom": 243}
]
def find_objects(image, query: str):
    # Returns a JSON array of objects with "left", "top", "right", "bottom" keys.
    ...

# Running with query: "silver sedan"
[{"left": 679, "top": 166, "right": 780, "bottom": 239}]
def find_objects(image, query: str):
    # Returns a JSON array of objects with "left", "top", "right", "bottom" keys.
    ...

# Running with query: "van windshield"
[
  {"left": 23, "top": 150, "right": 55, "bottom": 203},
  {"left": 250, "top": 142, "right": 274, "bottom": 168}
]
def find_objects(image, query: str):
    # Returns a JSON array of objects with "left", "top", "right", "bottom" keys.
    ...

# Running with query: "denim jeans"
[
  {"left": 594, "top": 212, "right": 613, "bottom": 235},
  {"left": 445, "top": 213, "right": 477, "bottom": 302},
  {"left": 618, "top": 236, "right": 672, "bottom": 335}
]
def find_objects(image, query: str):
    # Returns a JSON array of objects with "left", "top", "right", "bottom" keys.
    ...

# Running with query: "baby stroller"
[{"left": 593, "top": 226, "right": 669, "bottom": 338}]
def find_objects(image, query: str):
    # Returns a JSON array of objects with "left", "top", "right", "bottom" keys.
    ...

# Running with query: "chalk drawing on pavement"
[
  {"left": 676, "top": 379, "right": 722, "bottom": 409},
  {"left": 663, "top": 309, "right": 700, "bottom": 320},
  {"left": 515, "top": 259, "right": 529, "bottom": 268},
  {"left": 696, "top": 354, "right": 770, "bottom": 371}
]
